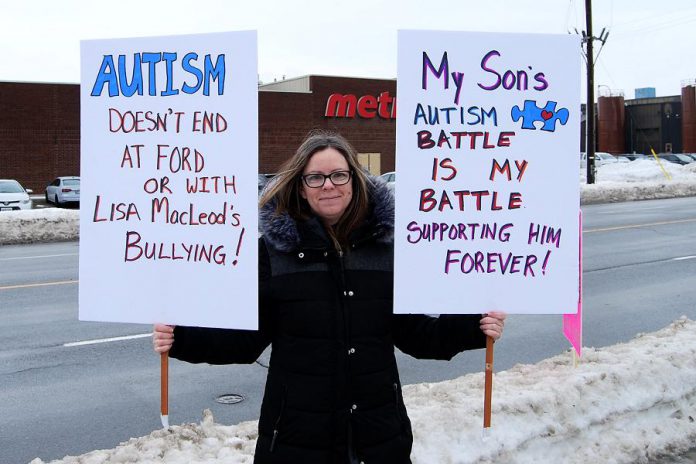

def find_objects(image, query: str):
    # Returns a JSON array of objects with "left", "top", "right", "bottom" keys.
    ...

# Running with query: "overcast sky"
[{"left": 1, "top": 0, "right": 694, "bottom": 99}]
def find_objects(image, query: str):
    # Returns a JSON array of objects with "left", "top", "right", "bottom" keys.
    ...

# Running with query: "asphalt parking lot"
[{"left": 30, "top": 195, "right": 79, "bottom": 210}]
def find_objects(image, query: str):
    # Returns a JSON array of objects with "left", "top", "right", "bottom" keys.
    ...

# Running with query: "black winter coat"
[{"left": 169, "top": 177, "right": 486, "bottom": 464}]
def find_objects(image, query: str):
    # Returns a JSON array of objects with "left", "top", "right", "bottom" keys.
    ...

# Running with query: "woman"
[{"left": 153, "top": 131, "right": 505, "bottom": 464}]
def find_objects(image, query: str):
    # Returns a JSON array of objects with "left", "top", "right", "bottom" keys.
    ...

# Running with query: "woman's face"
[{"left": 300, "top": 147, "right": 353, "bottom": 226}]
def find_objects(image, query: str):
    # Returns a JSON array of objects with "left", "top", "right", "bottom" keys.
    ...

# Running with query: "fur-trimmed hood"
[{"left": 259, "top": 174, "right": 394, "bottom": 252}]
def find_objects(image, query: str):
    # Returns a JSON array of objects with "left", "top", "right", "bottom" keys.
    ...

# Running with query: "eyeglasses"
[{"left": 301, "top": 170, "right": 352, "bottom": 188}]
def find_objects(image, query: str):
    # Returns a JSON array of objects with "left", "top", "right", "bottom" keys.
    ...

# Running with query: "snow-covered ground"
[
  {"left": 6, "top": 160, "right": 696, "bottom": 463},
  {"left": 581, "top": 158, "right": 696, "bottom": 204},
  {"left": 28, "top": 318, "right": 696, "bottom": 464}
]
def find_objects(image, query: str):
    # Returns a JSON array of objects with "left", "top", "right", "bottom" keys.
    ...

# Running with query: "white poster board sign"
[
  {"left": 79, "top": 31, "right": 258, "bottom": 329},
  {"left": 395, "top": 30, "right": 580, "bottom": 315}
]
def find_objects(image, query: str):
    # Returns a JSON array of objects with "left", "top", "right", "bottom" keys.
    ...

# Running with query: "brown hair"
[{"left": 259, "top": 130, "right": 370, "bottom": 249}]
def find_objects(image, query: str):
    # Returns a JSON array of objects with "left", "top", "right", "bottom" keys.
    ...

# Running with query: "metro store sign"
[{"left": 324, "top": 91, "right": 397, "bottom": 119}]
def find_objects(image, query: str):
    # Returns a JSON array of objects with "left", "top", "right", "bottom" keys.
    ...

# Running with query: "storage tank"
[
  {"left": 682, "top": 81, "right": 696, "bottom": 153},
  {"left": 597, "top": 89, "right": 625, "bottom": 154}
]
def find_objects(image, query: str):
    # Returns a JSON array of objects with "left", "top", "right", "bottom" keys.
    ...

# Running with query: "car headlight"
[{"left": 21, "top": 199, "right": 31, "bottom": 204}]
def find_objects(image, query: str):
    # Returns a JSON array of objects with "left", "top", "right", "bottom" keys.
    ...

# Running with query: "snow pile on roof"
[{"left": 30, "top": 318, "right": 696, "bottom": 464}]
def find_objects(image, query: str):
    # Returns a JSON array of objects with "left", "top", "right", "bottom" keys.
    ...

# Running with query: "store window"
[{"left": 358, "top": 153, "right": 381, "bottom": 175}]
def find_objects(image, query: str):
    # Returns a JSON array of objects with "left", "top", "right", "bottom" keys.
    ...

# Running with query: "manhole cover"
[{"left": 215, "top": 393, "right": 245, "bottom": 405}]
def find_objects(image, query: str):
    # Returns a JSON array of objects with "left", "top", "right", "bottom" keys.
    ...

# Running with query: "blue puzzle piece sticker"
[{"left": 511, "top": 100, "right": 569, "bottom": 132}]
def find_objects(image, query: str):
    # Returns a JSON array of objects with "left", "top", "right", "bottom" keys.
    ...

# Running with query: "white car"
[
  {"left": 580, "top": 152, "right": 627, "bottom": 168},
  {"left": 380, "top": 171, "right": 395, "bottom": 191},
  {"left": 0, "top": 179, "right": 33, "bottom": 211},
  {"left": 46, "top": 176, "right": 80, "bottom": 206}
]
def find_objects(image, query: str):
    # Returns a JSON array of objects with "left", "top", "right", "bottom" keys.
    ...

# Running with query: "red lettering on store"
[{"left": 325, "top": 91, "right": 397, "bottom": 119}]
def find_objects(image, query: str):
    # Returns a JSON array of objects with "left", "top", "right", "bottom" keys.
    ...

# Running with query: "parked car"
[
  {"left": 380, "top": 171, "right": 395, "bottom": 191},
  {"left": 0, "top": 179, "right": 33, "bottom": 211},
  {"left": 657, "top": 154, "right": 692, "bottom": 165},
  {"left": 620, "top": 153, "right": 643, "bottom": 161},
  {"left": 580, "top": 152, "right": 627, "bottom": 168},
  {"left": 380, "top": 171, "right": 395, "bottom": 183},
  {"left": 676, "top": 154, "right": 695, "bottom": 164},
  {"left": 258, "top": 173, "right": 275, "bottom": 194},
  {"left": 46, "top": 176, "right": 80, "bottom": 206}
]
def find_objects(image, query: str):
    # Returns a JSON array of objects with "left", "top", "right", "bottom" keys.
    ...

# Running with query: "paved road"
[{"left": 1, "top": 196, "right": 696, "bottom": 463}]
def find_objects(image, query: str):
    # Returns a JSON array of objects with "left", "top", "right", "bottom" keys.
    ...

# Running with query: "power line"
[
  {"left": 610, "top": 14, "right": 696, "bottom": 40},
  {"left": 596, "top": 55, "right": 619, "bottom": 89},
  {"left": 610, "top": 7, "right": 696, "bottom": 29},
  {"left": 565, "top": 0, "right": 577, "bottom": 32}
]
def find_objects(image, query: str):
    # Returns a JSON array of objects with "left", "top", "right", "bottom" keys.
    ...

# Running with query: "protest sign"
[
  {"left": 564, "top": 211, "right": 584, "bottom": 356},
  {"left": 79, "top": 31, "right": 258, "bottom": 329},
  {"left": 395, "top": 30, "right": 580, "bottom": 314}
]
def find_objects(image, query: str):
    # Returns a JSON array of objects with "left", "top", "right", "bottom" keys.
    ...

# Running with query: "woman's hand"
[
  {"left": 480, "top": 312, "right": 506, "bottom": 341},
  {"left": 153, "top": 324, "right": 175, "bottom": 354}
]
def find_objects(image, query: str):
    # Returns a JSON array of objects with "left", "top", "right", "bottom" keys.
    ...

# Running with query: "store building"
[
  {"left": 0, "top": 76, "right": 398, "bottom": 192},
  {"left": 1, "top": 76, "right": 695, "bottom": 192},
  {"left": 258, "top": 75, "right": 396, "bottom": 175},
  {"left": 0, "top": 82, "right": 80, "bottom": 192}
]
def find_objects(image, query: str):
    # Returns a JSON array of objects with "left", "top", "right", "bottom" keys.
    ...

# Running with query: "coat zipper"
[
  {"left": 336, "top": 247, "right": 352, "bottom": 350},
  {"left": 337, "top": 246, "right": 359, "bottom": 455},
  {"left": 269, "top": 387, "right": 287, "bottom": 453}
]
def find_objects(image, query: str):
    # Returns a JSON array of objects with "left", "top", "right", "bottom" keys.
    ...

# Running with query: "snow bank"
[
  {"left": 581, "top": 159, "right": 696, "bottom": 204},
  {"left": 0, "top": 209, "right": 79, "bottom": 245},
  {"left": 30, "top": 318, "right": 696, "bottom": 464},
  {"left": 408, "top": 317, "right": 696, "bottom": 464}
]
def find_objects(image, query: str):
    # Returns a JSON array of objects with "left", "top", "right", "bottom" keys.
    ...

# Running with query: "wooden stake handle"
[
  {"left": 161, "top": 352, "right": 169, "bottom": 416},
  {"left": 483, "top": 336, "right": 494, "bottom": 429}
]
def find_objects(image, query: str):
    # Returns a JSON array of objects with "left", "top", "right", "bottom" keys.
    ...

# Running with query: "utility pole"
[{"left": 585, "top": 0, "right": 596, "bottom": 184}]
